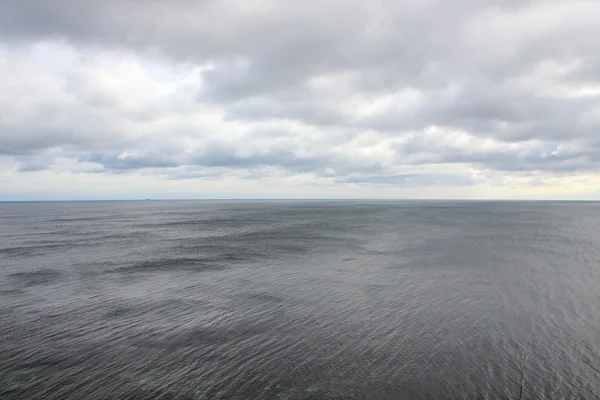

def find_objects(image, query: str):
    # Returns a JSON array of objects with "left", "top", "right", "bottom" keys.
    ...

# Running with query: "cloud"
[
  {"left": 16, "top": 162, "right": 48, "bottom": 173},
  {"left": 1, "top": 0, "right": 600, "bottom": 199}
]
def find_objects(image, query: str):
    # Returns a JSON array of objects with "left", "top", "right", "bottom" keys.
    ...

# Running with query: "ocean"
[{"left": 1, "top": 200, "right": 600, "bottom": 399}]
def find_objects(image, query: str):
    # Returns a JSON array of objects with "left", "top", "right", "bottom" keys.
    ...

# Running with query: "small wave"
[
  {"left": 0, "top": 243, "right": 64, "bottom": 257},
  {"left": 135, "top": 324, "right": 272, "bottom": 350},
  {"left": 109, "top": 257, "right": 229, "bottom": 274},
  {"left": 243, "top": 293, "right": 285, "bottom": 303},
  {"left": 104, "top": 298, "right": 208, "bottom": 319},
  {"left": 49, "top": 216, "right": 118, "bottom": 223},
  {"left": 7, "top": 269, "right": 64, "bottom": 287}
]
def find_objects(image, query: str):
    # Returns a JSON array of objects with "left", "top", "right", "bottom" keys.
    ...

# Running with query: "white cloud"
[{"left": 1, "top": 0, "right": 600, "bottom": 199}]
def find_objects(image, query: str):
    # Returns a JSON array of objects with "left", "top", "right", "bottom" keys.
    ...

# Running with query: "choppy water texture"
[{"left": 1, "top": 201, "right": 600, "bottom": 399}]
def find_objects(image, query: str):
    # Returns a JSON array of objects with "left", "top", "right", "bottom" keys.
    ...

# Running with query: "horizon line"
[{"left": 1, "top": 198, "right": 599, "bottom": 203}]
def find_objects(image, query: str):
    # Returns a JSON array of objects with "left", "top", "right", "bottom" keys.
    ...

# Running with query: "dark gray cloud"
[
  {"left": 78, "top": 152, "right": 180, "bottom": 171},
  {"left": 362, "top": 83, "right": 600, "bottom": 141},
  {"left": 338, "top": 173, "right": 477, "bottom": 187},
  {"left": 79, "top": 139, "right": 384, "bottom": 178},
  {"left": 0, "top": 121, "right": 133, "bottom": 156},
  {"left": 16, "top": 162, "right": 48, "bottom": 172}
]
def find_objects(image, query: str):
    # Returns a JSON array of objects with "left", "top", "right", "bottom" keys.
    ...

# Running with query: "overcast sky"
[{"left": 1, "top": 0, "right": 600, "bottom": 200}]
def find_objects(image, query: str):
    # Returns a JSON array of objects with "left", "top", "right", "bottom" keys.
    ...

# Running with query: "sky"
[{"left": 1, "top": 0, "right": 600, "bottom": 200}]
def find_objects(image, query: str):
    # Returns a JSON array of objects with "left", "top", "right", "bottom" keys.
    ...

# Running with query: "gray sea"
[{"left": 1, "top": 200, "right": 600, "bottom": 399}]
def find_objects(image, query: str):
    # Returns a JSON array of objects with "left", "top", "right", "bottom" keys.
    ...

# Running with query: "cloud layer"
[{"left": 1, "top": 0, "right": 600, "bottom": 199}]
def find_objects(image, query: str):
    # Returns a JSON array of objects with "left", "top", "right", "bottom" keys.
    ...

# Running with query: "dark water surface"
[{"left": 1, "top": 201, "right": 600, "bottom": 399}]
